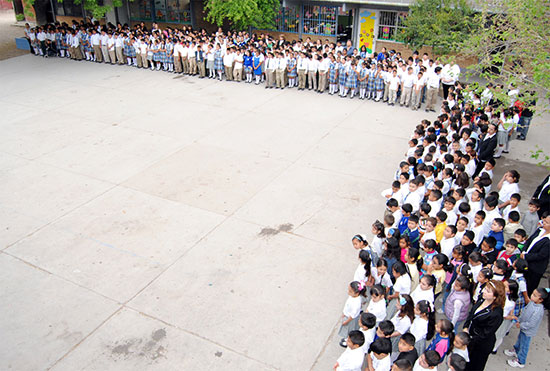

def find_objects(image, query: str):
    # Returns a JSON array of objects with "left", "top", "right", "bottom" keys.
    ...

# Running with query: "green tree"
[
  {"left": 204, "top": 0, "right": 279, "bottom": 31},
  {"left": 461, "top": 0, "right": 550, "bottom": 103},
  {"left": 401, "top": 0, "right": 478, "bottom": 56}
]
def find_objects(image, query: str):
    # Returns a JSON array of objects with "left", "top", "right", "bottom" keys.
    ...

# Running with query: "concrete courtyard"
[{"left": 1, "top": 54, "right": 549, "bottom": 370}]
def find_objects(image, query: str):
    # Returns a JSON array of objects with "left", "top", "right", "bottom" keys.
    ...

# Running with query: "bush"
[{"left": 15, "top": 13, "right": 25, "bottom": 22}]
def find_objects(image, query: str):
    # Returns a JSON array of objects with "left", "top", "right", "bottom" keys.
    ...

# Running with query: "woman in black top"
[{"left": 463, "top": 280, "right": 505, "bottom": 371}]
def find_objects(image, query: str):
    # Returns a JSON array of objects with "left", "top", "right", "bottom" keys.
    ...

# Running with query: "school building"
[{"left": 30, "top": 0, "right": 427, "bottom": 56}]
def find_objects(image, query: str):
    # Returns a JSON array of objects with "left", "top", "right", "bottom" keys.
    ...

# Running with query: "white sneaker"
[
  {"left": 507, "top": 358, "right": 525, "bottom": 368},
  {"left": 504, "top": 349, "right": 517, "bottom": 357}
]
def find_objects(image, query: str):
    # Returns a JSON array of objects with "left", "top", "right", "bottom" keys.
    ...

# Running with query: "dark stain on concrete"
[
  {"left": 109, "top": 328, "right": 167, "bottom": 361},
  {"left": 215, "top": 351, "right": 223, "bottom": 357},
  {"left": 152, "top": 328, "right": 166, "bottom": 342},
  {"left": 258, "top": 223, "right": 294, "bottom": 237},
  {"left": 278, "top": 223, "right": 294, "bottom": 232}
]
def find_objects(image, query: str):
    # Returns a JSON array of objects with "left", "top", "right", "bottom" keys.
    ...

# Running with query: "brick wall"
[
  {"left": 255, "top": 29, "right": 336, "bottom": 44},
  {"left": 375, "top": 40, "right": 477, "bottom": 67}
]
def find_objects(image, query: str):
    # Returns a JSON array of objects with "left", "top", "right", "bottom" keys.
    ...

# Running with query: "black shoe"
[{"left": 339, "top": 338, "right": 348, "bottom": 348}]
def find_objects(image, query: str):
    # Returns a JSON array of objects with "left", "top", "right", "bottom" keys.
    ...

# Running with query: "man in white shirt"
[
  {"left": 36, "top": 27, "right": 46, "bottom": 56},
  {"left": 425, "top": 66, "right": 442, "bottom": 112},
  {"left": 139, "top": 37, "right": 148, "bottom": 69},
  {"left": 307, "top": 54, "right": 319, "bottom": 91},
  {"left": 275, "top": 52, "right": 286, "bottom": 89},
  {"left": 297, "top": 52, "right": 308, "bottom": 90},
  {"left": 265, "top": 52, "right": 277, "bottom": 88},
  {"left": 114, "top": 33, "right": 124, "bottom": 64},
  {"left": 317, "top": 54, "right": 329, "bottom": 93},
  {"left": 388, "top": 69, "right": 400, "bottom": 106},
  {"left": 400, "top": 66, "right": 415, "bottom": 107},
  {"left": 100, "top": 30, "right": 110, "bottom": 63},
  {"left": 107, "top": 33, "right": 116, "bottom": 64},
  {"left": 90, "top": 29, "right": 102, "bottom": 62},
  {"left": 233, "top": 48, "right": 244, "bottom": 82},
  {"left": 223, "top": 47, "right": 235, "bottom": 81},
  {"left": 411, "top": 71, "right": 425, "bottom": 110}
]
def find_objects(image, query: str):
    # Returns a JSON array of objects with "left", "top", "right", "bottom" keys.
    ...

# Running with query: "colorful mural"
[{"left": 358, "top": 10, "right": 376, "bottom": 54}]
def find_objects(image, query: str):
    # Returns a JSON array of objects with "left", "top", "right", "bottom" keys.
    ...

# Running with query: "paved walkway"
[
  {"left": 0, "top": 9, "right": 27, "bottom": 60},
  {"left": 0, "top": 54, "right": 548, "bottom": 370}
]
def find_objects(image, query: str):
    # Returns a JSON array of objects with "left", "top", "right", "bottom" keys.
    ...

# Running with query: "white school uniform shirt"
[
  {"left": 361, "top": 327, "right": 376, "bottom": 354},
  {"left": 297, "top": 57, "right": 308, "bottom": 70},
  {"left": 443, "top": 208, "right": 457, "bottom": 226},
  {"left": 411, "top": 286, "right": 434, "bottom": 306},
  {"left": 71, "top": 35, "right": 80, "bottom": 48},
  {"left": 367, "top": 299, "right": 387, "bottom": 324},
  {"left": 421, "top": 230, "right": 437, "bottom": 248},
  {"left": 336, "top": 346, "right": 364, "bottom": 371},
  {"left": 402, "top": 73, "right": 415, "bottom": 88},
  {"left": 427, "top": 200, "right": 441, "bottom": 217},
  {"left": 107, "top": 36, "right": 115, "bottom": 50},
  {"left": 413, "top": 359, "right": 432, "bottom": 371},
  {"left": 426, "top": 71, "right": 441, "bottom": 88},
  {"left": 402, "top": 190, "right": 421, "bottom": 213},
  {"left": 223, "top": 52, "right": 234, "bottom": 67},
  {"left": 353, "top": 263, "right": 367, "bottom": 282},
  {"left": 502, "top": 205, "right": 520, "bottom": 220},
  {"left": 483, "top": 207, "right": 501, "bottom": 233},
  {"left": 234, "top": 54, "right": 244, "bottom": 69},
  {"left": 394, "top": 274, "right": 412, "bottom": 295},
  {"left": 343, "top": 295, "right": 362, "bottom": 319},
  {"left": 391, "top": 313, "right": 412, "bottom": 335},
  {"left": 91, "top": 33, "right": 100, "bottom": 46},
  {"left": 319, "top": 58, "right": 329, "bottom": 72},
  {"left": 140, "top": 42, "right": 148, "bottom": 55},
  {"left": 452, "top": 347, "right": 470, "bottom": 362},
  {"left": 307, "top": 58, "right": 319, "bottom": 72},
  {"left": 499, "top": 181, "right": 520, "bottom": 202},
  {"left": 100, "top": 34, "right": 109, "bottom": 46},
  {"left": 371, "top": 236, "right": 384, "bottom": 257},
  {"left": 389, "top": 75, "right": 400, "bottom": 90},
  {"left": 410, "top": 316, "right": 428, "bottom": 342},
  {"left": 115, "top": 36, "right": 124, "bottom": 48},
  {"left": 37, "top": 31, "right": 46, "bottom": 41},
  {"left": 471, "top": 224, "right": 485, "bottom": 247},
  {"left": 392, "top": 209, "right": 403, "bottom": 228},
  {"left": 440, "top": 236, "right": 457, "bottom": 258},
  {"left": 277, "top": 57, "right": 287, "bottom": 70},
  {"left": 371, "top": 353, "right": 392, "bottom": 371}
]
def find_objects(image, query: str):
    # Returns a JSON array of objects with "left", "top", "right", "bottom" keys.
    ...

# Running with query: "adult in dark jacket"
[
  {"left": 532, "top": 174, "right": 550, "bottom": 218},
  {"left": 520, "top": 211, "right": 550, "bottom": 294},
  {"left": 463, "top": 280, "right": 505, "bottom": 371},
  {"left": 473, "top": 123, "right": 498, "bottom": 178}
]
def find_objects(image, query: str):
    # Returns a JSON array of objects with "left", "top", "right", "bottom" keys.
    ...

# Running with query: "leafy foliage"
[
  {"left": 462, "top": 0, "right": 550, "bottom": 103},
  {"left": 205, "top": 0, "right": 279, "bottom": 31},
  {"left": 401, "top": 0, "right": 478, "bottom": 56}
]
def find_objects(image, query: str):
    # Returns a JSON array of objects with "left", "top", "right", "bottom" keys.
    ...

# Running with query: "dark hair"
[
  {"left": 359, "top": 250, "right": 372, "bottom": 278},
  {"left": 373, "top": 220, "right": 386, "bottom": 238},
  {"left": 513, "top": 258, "right": 528, "bottom": 275},
  {"left": 384, "top": 237, "right": 401, "bottom": 260},
  {"left": 456, "top": 331, "right": 470, "bottom": 346},
  {"left": 479, "top": 267, "right": 493, "bottom": 281},
  {"left": 455, "top": 275, "right": 470, "bottom": 292},
  {"left": 423, "top": 239, "right": 439, "bottom": 253},
  {"left": 400, "top": 332, "right": 416, "bottom": 347},
  {"left": 508, "top": 211, "right": 520, "bottom": 222},
  {"left": 350, "top": 281, "right": 367, "bottom": 297},
  {"left": 369, "top": 337, "right": 392, "bottom": 355},
  {"left": 510, "top": 193, "right": 521, "bottom": 201},
  {"left": 407, "top": 247, "right": 424, "bottom": 272},
  {"left": 387, "top": 198, "right": 399, "bottom": 208},
  {"left": 436, "top": 211, "right": 448, "bottom": 222},
  {"left": 422, "top": 274, "right": 436, "bottom": 289},
  {"left": 417, "top": 299, "right": 436, "bottom": 340},
  {"left": 378, "top": 320, "right": 395, "bottom": 336},
  {"left": 507, "top": 279, "right": 519, "bottom": 302},
  {"left": 423, "top": 350, "right": 441, "bottom": 366},
  {"left": 352, "top": 234, "right": 368, "bottom": 245},
  {"left": 534, "top": 288, "right": 550, "bottom": 309},
  {"left": 508, "top": 170, "right": 520, "bottom": 183},
  {"left": 409, "top": 214, "right": 419, "bottom": 224},
  {"left": 483, "top": 236, "right": 497, "bottom": 250},
  {"left": 485, "top": 195, "right": 498, "bottom": 208},
  {"left": 433, "top": 253, "right": 453, "bottom": 273},
  {"left": 399, "top": 294, "right": 415, "bottom": 322},
  {"left": 493, "top": 218, "right": 505, "bottom": 230},
  {"left": 402, "top": 203, "right": 413, "bottom": 214},
  {"left": 514, "top": 229, "right": 527, "bottom": 239},
  {"left": 393, "top": 261, "right": 409, "bottom": 278},
  {"left": 371, "top": 284, "right": 385, "bottom": 297},
  {"left": 438, "top": 319, "right": 455, "bottom": 354},
  {"left": 360, "top": 312, "right": 377, "bottom": 329},
  {"left": 449, "top": 353, "right": 466, "bottom": 371},
  {"left": 393, "top": 359, "right": 413, "bottom": 371},
  {"left": 348, "top": 330, "right": 365, "bottom": 347}
]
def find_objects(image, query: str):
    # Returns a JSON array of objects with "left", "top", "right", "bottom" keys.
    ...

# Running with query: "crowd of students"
[{"left": 334, "top": 89, "right": 549, "bottom": 370}]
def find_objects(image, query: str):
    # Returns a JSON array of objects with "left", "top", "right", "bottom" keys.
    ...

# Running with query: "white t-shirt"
[
  {"left": 499, "top": 181, "right": 520, "bottom": 202},
  {"left": 336, "top": 346, "right": 364, "bottom": 371},
  {"left": 343, "top": 296, "right": 362, "bottom": 318},
  {"left": 394, "top": 274, "right": 412, "bottom": 295},
  {"left": 389, "top": 75, "right": 400, "bottom": 90},
  {"left": 440, "top": 236, "right": 457, "bottom": 258},
  {"left": 411, "top": 286, "right": 434, "bottom": 306},
  {"left": 391, "top": 313, "right": 412, "bottom": 335},
  {"left": 353, "top": 263, "right": 368, "bottom": 282},
  {"left": 372, "top": 269, "right": 393, "bottom": 289},
  {"left": 367, "top": 299, "right": 387, "bottom": 323},
  {"left": 361, "top": 327, "right": 376, "bottom": 354},
  {"left": 410, "top": 316, "right": 428, "bottom": 342},
  {"left": 402, "top": 73, "right": 416, "bottom": 88},
  {"left": 371, "top": 353, "right": 392, "bottom": 371}
]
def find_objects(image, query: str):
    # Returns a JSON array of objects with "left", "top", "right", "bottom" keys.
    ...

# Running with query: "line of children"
[{"left": 336, "top": 106, "right": 549, "bottom": 370}]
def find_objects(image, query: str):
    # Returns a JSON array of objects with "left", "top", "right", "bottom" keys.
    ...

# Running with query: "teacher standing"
[
  {"left": 520, "top": 211, "right": 550, "bottom": 294},
  {"left": 463, "top": 280, "right": 505, "bottom": 371}
]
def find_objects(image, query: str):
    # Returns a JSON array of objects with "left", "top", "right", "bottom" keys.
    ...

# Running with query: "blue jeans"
[
  {"left": 513, "top": 330, "right": 531, "bottom": 365},
  {"left": 517, "top": 116, "right": 532, "bottom": 139}
]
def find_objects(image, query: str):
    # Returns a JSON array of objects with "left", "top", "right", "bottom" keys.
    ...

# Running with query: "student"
[
  {"left": 338, "top": 281, "right": 367, "bottom": 347},
  {"left": 396, "top": 333, "right": 419, "bottom": 365},
  {"left": 334, "top": 330, "right": 365, "bottom": 371},
  {"left": 452, "top": 332, "right": 470, "bottom": 363},
  {"left": 371, "top": 220, "right": 386, "bottom": 258},
  {"left": 514, "top": 229, "right": 528, "bottom": 251},
  {"left": 426, "top": 318, "right": 454, "bottom": 362},
  {"left": 403, "top": 215, "right": 421, "bottom": 249},
  {"left": 496, "top": 238, "right": 520, "bottom": 265},
  {"left": 410, "top": 300, "right": 433, "bottom": 356},
  {"left": 353, "top": 250, "right": 373, "bottom": 285},
  {"left": 286, "top": 51, "right": 297, "bottom": 88},
  {"left": 493, "top": 279, "right": 519, "bottom": 353},
  {"left": 392, "top": 359, "right": 413, "bottom": 371},
  {"left": 427, "top": 253, "right": 452, "bottom": 297},
  {"left": 471, "top": 211, "right": 486, "bottom": 247},
  {"left": 434, "top": 211, "right": 448, "bottom": 243},
  {"left": 406, "top": 248, "right": 422, "bottom": 292},
  {"left": 447, "top": 353, "right": 466, "bottom": 371},
  {"left": 366, "top": 284, "right": 388, "bottom": 323},
  {"left": 504, "top": 211, "right": 524, "bottom": 242},
  {"left": 480, "top": 236, "right": 498, "bottom": 265},
  {"left": 502, "top": 193, "right": 521, "bottom": 220},
  {"left": 411, "top": 275, "right": 436, "bottom": 308},
  {"left": 420, "top": 218, "right": 437, "bottom": 247},
  {"left": 413, "top": 350, "right": 440, "bottom": 371},
  {"left": 440, "top": 225, "right": 457, "bottom": 258},
  {"left": 505, "top": 288, "right": 550, "bottom": 368},
  {"left": 398, "top": 204, "right": 413, "bottom": 234},
  {"left": 387, "top": 262, "right": 412, "bottom": 317},
  {"left": 359, "top": 312, "right": 378, "bottom": 355},
  {"left": 488, "top": 218, "right": 505, "bottom": 250},
  {"left": 389, "top": 295, "right": 415, "bottom": 354},
  {"left": 520, "top": 198, "right": 540, "bottom": 237},
  {"left": 511, "top": 258, "right": 529, "bottom": 312},
  {"left": 444, "top": 276, "right": 471, "bottom": 331},
  {"left": 366, "top": 338, "right": 392, "bottom": 371},
  {"left": 388, "top": 69, "right": 400, "bottom": 106}
]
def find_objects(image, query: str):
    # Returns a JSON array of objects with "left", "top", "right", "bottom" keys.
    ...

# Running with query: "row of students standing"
[{"left": 334, "top": 103, "right": 549, "bottom": 370}]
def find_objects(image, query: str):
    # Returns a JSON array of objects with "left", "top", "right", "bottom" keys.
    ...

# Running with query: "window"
[
  {"left": 377, "top": 11, "right": 407, "bottom": 42},
  {"left": 274, "top": 5, "right": 300, "bottom": 33},
  {"left": 130, "top": 0, "right": 190, "bottom": 23},
  {"left": 129, "top": 0, "right": 153, "bottom": 21},
  {"left": 55, "top": 0, "right": 83, "bottom": 17},
  {"left": 302, "top": 5, "right": 337, "bottom": 36}
]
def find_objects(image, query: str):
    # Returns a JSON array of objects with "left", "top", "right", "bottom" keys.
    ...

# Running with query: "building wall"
[
  {"left": 375, "top": 40, "right": 478, "bottom": 66},
  {"left": 254, "top": 29, "right": 336, "bottom": 44}
]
